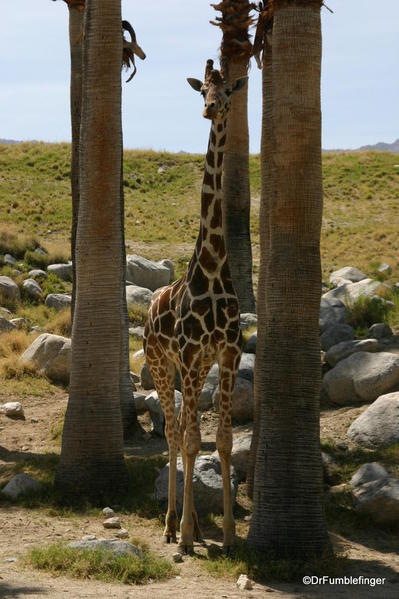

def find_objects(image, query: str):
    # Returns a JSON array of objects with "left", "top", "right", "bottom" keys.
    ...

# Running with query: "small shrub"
[
  {"left": 128, "top": 302, "right": 148, "bottom": 326},
  {"left": 0, "top": 229, "right": 40, "bottom": 259},
  {"left": 24, "top": 249, "right": 70, "bottom": 270},
  {"left": 345, "top": 294, "right": 390, "bottom": 330},
  {"left": 45, "top": 308, "right": 71, "bottom": 337},
  {"left": 26, "top": 543, "right": 175, "bottom": 584}
]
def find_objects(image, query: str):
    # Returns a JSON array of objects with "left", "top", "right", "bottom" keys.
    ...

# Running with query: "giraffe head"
[{"left": 187, "top": 58, "right": 248, "bottom": 121}]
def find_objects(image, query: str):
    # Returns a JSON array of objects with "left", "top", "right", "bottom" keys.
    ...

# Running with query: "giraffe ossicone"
[{"left": 143, "top": 58, "right": 246, "bottom": 554}]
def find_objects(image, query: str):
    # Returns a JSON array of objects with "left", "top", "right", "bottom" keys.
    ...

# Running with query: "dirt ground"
[{"left": 1, "top": 388, "right": 399, "bottom": 599}]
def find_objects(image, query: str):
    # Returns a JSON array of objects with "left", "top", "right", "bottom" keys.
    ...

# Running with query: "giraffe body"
[{"left": 144, "top": 60, "right": 246, "bottom": 552}]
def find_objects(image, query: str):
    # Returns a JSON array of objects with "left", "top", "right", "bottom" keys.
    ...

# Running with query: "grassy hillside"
[{"left": 1, "top": 142, "right": 398, "bottom": 281}]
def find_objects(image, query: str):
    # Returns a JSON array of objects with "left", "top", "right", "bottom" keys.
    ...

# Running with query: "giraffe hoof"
[{"left": 178, "top": 544, "right": 194, "bottom": 555}]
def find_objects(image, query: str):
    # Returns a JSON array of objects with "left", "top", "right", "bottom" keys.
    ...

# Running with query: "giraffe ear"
[
  {"left": 187, "top": 78, "right": 203, "bottom": 92},
  {"left": 232, "top": 76, "right": 248, "bottom": 93}
]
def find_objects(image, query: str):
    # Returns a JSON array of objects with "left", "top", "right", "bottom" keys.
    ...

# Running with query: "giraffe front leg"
[{"left": 217, "top": 348, "right": 240, "bottom": 552}]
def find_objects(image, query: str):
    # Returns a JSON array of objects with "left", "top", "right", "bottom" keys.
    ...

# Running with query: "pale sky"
[{"left": 0, "top": 0, "right": 398, "bottom": 153}]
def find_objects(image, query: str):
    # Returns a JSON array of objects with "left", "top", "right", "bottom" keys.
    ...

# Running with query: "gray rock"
[
  {"left": 347, "top": 392, "right": 399, "bottom": 448},
  {"left": 368, "top": 323, "right": 393, "bottom": 340},
  {"left": 28, "top": 269, "right": 47, "bottom": 280},
  {"left": 329, "top": 267, "right": 367, "bottom": 287},
  {"left": 238, "top": 353, "right": 255, "bottom": 382},
  {"left": 1, "top": 474, "right": 41, "bottom": 499},
  {"left": 323, "top": 278, "right": 389, "bottom": 304},
  {"left": 323, "top": 352, "right": 399, "bottom": 405},
  {"left": 0, "top": 317, "right": 16, "bottom": 333},
  {"left": 154, "top": 454, "right": 238, "bottom": 515},
  {"left": 102, "top": 507, "right": 116, "bottom": 518},
  {"left": 0, "top": 307, "right": 12, "bottom": 316},
  {"left": 20, "top": 333, "right": 71, "bottom": 384},
  {"left": 3, "top": 253, "right": 17, "bottom": 266},
  {"left": 115, "top": 528, "right": 129, "bottom": 539},
  {"left": 352, "top": 477, "right": 399, "bottom": 524},
  {"left": 319, "top": 296, "right": 349, "bottom": 333},
  {"left": 378, "top": 263, "right": 392, "bottom": 276},
  {"left": 236, "top": 574, "right": 254, "bottom": 591},
  {"left": 68, "top": 539, "right": 141, "bottom": 557},
  {"left": 22, "top": 278, "right": 42, "bottom": 301},
  {"left": 158, "top": 259, "right": 175, "bottom": 283},
  {"left": 350, "top": 463, "right": 389, "bottom": 487},
  {"left": 230, "top": 433, "right": 252, "bottom": 482},
  {"left": 103, "top": 516, "right": 121, "bottom": 529},
  {"left": 133, "top": 393, "right": 147, "bottom": 415},
  {"left": 320, "top": 324, "right": 355, "bottom": 352},
  {"left": 10, "top": 317, "right": 28, "bottom": 330},
  {"left": 45, "top": 293, "right": 71, "bottom": 311},
  {"left": 129, "top": 326, "right": 145, "bottom": 339},
  {"left": 239, "top": 313, "right": 257, "bottom": 331},
  {"left": 0, "top": 401, "right": 25, "bottom": 420},
  {"left": 47, "top": 262, "right": 73, "bottom": 282},
  {"left": 244, "top": 332, "right": 257, "bottom": 354},
  {"left": 126, "top": 255, "right": 170, "bottom": 291},
  {"left": 0, "top": 276, "right": 20, "bottom": 302},
  {"left": 172, "top": 552, "right": 183, "bottom": 563},
  {"left": 199, "top": 363, "right": 219, "bottom": 411},
  {"left": 213, "top": 377, "right": 253, "bottom": 423},
  {"left": 325, "top": 339, "right": 378, "bottom": 368},
  {"left": 126, "top": 284, "right": 153, "bottom": 308}
]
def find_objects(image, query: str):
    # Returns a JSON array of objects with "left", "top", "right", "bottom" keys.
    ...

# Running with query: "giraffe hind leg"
[{"left": 146, "top": 352, "right": 178, "bottom": 544}]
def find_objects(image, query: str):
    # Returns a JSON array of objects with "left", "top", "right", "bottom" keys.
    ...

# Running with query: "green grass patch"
[
  {"left": 127, "top": 302, "right": 148, "bottom": 327},
  {"left": 196, "top": 538, "right": 347, "bottom": 583},
  {"left": 345, "top": 294, "right": 392, "bottom": 332},
  {"left": 26, "top": 543, "right": 175, "bottom": 584}
]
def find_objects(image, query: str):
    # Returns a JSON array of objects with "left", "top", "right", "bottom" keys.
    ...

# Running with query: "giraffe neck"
[{"left": 191, "top": 117, "right": 227, "bottom": 276}]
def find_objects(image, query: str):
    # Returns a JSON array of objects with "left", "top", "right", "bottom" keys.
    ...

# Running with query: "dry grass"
[
  {"left": 44, "top": 308, "right": 71, "bottom": 337},
  {"left": 0, "top": 329, "right": 38, "bottom": 379}
]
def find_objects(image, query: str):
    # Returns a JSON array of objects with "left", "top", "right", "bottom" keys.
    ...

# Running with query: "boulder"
[
  {"left": 240, "top": 313, "right": 257, "bottom": 331},
  {"left": 320, "top": 324, "right": 355, "bottom": 352},
  {"left": 126, "top": 255, "right": 170, "bottom": 291},
  {"left": 350, "top": 462, "right": 389, "bottom": 487},
  {"left": 0, "top": 401, "right": 25, "bottom": 420},
  {"left": 230, "top": 433, "right": 252, "bottom": 482},
  {"left": 22, "top": 278, "right": 42, "bottom": 301},
  {"left": 238, "top": 353, "right": 255, "bottom": 382},
  {"left": 378, "top": 263, "right": 392, "bottom": 276},
  {"left": 126, "top": 284, "right": 153, "bottom": 308},
  {"left": 325, "top": 339, "right": 378, "bottom": 368},
  {"left": 133, "top": 393, "right": 147, "bottom": 415},
  {"left": 20, "top": 333, "right": 71, "bottom": 384},
  {"left": 0, "top": 276, "right": 20, "bottom": 302},
  {"left": 323, "top": 278, "right": 389, "bottom": 304},
  {"left": 10, "top": 317, "right": 28, "bottom": 330},
  {"left": 47, "top": 262, "right": 73, "bottom": 282},
  {"left": 28, "top": 269, "right": 47, "bottom": 280},
  {"left": 1, "top": 474, "right": 42, "bottom": 499},
  {"left": 347, "top": 392, "right": 399, "bottom": 448},
  {"left": 0, "top": 317, "right": 16, "bottom": 333},
  {"left": 68, "top": 539, "right": 141, "bottom": 557},
  {"left": 129, "top": 326, "right": 144, "bottom": 339},
  {"left": 244, "top": 332, "right": 257, "bottom": 354},
  {"left": 45, "top": 293, "right": 71, "bottom": 311},
  {"left": 322, "top": 352, "right": 399, "bottom": 405},
  {"left": 368, "top": 323, "right": 393, "bottom": 340},
  {"left": 213, "top": 377, "right": 253, "bottom": 422},
  {"left": 158, "top": 259, "right": 175, "bottom": 283},
  {"left": 199, "top": 363, "right": 219, "bottom": 411},
  {"left": 319, "top": 296, "right": 349, "bottom": 333},
  {"left": 154, "top": 454, "right": 238, "bottom": 515},
  {"left": 3, "top": 253, "right": 17, "bottom": 266},
  {"left": 351, "top": 477, "right": 399, "bottom": 524},
  {"left": 329, "top": 267, "right": 367, "bottom": 287},
  {"left": 103, "top": 516, "right": 121, "bottom": 529}
]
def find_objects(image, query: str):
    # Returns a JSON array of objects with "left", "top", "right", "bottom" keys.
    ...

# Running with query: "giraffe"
[{"left": 143, "top": 58, "right": 247, "bottom": 554}]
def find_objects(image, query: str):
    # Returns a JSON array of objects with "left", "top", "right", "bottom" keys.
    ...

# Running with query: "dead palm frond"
[
  {"left": 210, "top": 1, "right": 257, "bottom": 60},
  {"left": 122, "top": 20, "right": 146, "bottom": 83}
]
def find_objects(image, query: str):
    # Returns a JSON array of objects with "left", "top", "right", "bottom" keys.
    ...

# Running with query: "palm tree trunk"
[
  {"left": 55, "top": 0, "right": 127, "bottom": 500},
  {"left": 68, "top": 2, "right": 84, "bottom": 323},
  {"left": 246, "top": 32, "right": 272, "bottom": 499},
  {"left": 223, "top": 57, "right": 255, "bottom": 314},
  {"left": 248, "top": 0, "right": 329, "bottom": 557}
]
